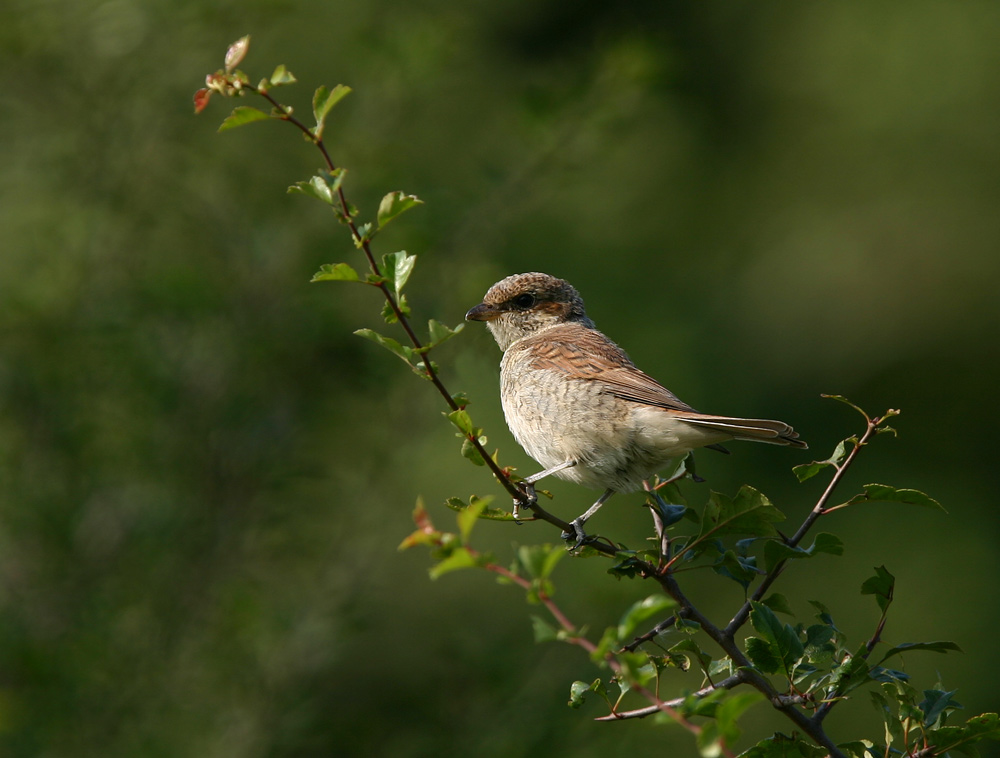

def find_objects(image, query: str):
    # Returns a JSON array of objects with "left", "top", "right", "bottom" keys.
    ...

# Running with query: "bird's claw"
[
  {"left": 512, "top": 481, "right": 538, "bottom": 523},
  {"left": 560, "top": 519, "right": 594, "bottom": 551}
]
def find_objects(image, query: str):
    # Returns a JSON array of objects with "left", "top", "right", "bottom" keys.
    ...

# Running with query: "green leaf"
[
  {"left": 920, "top": 688, "right": 962, "bottom": 727},
  {"left": 740, "top": 733, "right": 829, "bottom": 758},
  {"left": 456, "top": 496, "right": 491, "bottom": 543},
  {"left": 763, "top": 532, "right": 844, "bottom": 573},
  {"left": 793, "top": 439, "right": 848, "bottom": 482},
  {"left": 744, "top": 636, "right": 782, "bottom": 675},
  {"left": 377, "top": 191, "right": 424, "bottom": 229},
  {"left": 762, "top": 593, "right": 794, "bottom": 616},
  {"left": 354, "top": 328, "right": 414, "bottom": 365},
  {"left": 517, "top": 544, "right": 566, "bottom": 581},
  {"left": 839, "top": 483, "right": 945, "bottom": 512},
  {"left": 837, "top": 741, "right": 876, "bottom": 758},
  {"left": 568, "top": 679, "right": 607, "bottom": 709},
  {"left": 715, "top": 691, "right": 764, "bottom": 748},
  {"left": 828, "top": 644, "right": 873, "bottom": 695},
  {"left": 311, "top": 262, "right": 361, "bottom": 283},
  {"left": 218, "top": 105, "right": 270, "bottom": 132},
  {"left": 428, "top": 546, "right": 477, "bottom": 579},
  {"left": 269, "top": 64, "right": 296, "bottom": 86},
  {"left": 617, "top": 595, "right": 675, "bottom": 643},
  {"left": 446, "top": 409, "right": 475, "bottom": 435},
  {"left": 460, "top": 436, "right": 488, "bottom": 466},
  {"left": 427, "top": 319, "right": 463, "bottom": 348},
  {"left": 531, "top": 615, "right": 558, "bottom": 643},
  {"left": 861, "top": 565, "right": 895, "bottom": 613},
  {"left": 445, "top": 496, "right": 514, "bottom": 521},
  {"left": 380, "top": 294, "right": 411, "bottom": 325},
  {"left": 381, "top": 251, "right": 417, "bottom": 299},
  {"left": 877, "top": 640, "right": 962, "bottom": 665},
  {"left": 713, "top": 549, "right": 760, "bottom": 589},
  {"left": 311, "top": 83, "right": 351, "bottom": 138},
  {"left": 668, "top": 639, "right": 712, "bottom": 672},
  {"left": 749, "top": 601, "right": 803, "bottom": 675},
  {"left": 224, "top": 35, "right": 250, "bottom": 73},
  {"left": 926, "top": 713, "right": 1000, "bottom": 755},
  {"left": 288, "top": 173, "right": 340, "bottom": 205},
  {"left": 821, "top": 393, "right": 871, "bottom": 422},
  {"left": 697, "top": 485, "right": 785, "bottom": 542}
]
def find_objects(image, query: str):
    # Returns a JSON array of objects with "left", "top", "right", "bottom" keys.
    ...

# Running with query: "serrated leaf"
[
  {"left": 920, "top": 688, "right": 962, "bottom": 727},
  {"left": 311, "top": 83, "right": 351, "bottom": 138},
  {"left": 288, "top": 174, "right": 338, "bottom": 205},
  {"left": 745, "top": 637, "right": 783, "bottom": 675},
  {"left": 311, "top": 262, "right": 361, "bottom": 283},
  {"left": 840, "top": 484, "right": 945, "bottom": 512},
  {"left": 763, "top": 532, "right": 844, "bottom": 573},
  {"left": 224, "top": 35, "right": 250, "bottom": 72},
  {"left": 698, "top": 485, "right": 785, "bottom": 541},
  {"left": 270, "top": 64, "right": 296, "bottom": 86},
  {"left": 828, "top": 645, "right": 873, "bottom": 695},
  {"left": 444, "top": 496, "right": 514, "bottom": 521},
  {"left": 428, "top": 319, "right": 463, "bottom": 348},
  {"left": 377, "top": 191, "right": 424, "bottom": 229},
  {"left": 749, "top": 601, "right": 803, "bottom": 675},
  {"left": 739, "top": 733, "right": 829, "bottom": 758},
  {"left": 617, "top": 595, "right": 676, "bottom": 643},
  {"left": 877, "top": 640, "right": 962, "bottom": 665},
  {"left": 713, "top": 549, "right": 760, "bottom": 589},
  {"left": 218, "top": 105, "right": 270, "bottom": 132},
  {"left": 354, "top": 328, "right": 414, "bottom": 365},
  {"left": 381, "top": 251, "right": 416, "bottom": 299},
  {"left": 861, "top": 565, "right": 895, "bottom": 613},
  {"left": 925, "top": 713, "right": 1000, "bottom": 755},
  {"left": 793, "top": 439, "right": 849, "bottom": 482},
  {"left": 762, "top": 593, "right": 794, "bottom": 616}
]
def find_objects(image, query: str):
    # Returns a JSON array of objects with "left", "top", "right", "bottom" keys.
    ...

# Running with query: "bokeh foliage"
[{"left": 1, "top": 1, "right": 999, "bottom": 756}]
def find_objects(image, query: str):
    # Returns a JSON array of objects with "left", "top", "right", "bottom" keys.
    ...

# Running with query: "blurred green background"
[{"left": 2, "top": 0, "right": 998, "bottom": 755}]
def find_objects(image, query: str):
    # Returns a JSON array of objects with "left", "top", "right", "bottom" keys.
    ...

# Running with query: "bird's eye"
[{"left": 513, "top": 293, "right": 536, "bottom": 309}]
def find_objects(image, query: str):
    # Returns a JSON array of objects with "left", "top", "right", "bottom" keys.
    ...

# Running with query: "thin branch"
[
  {"left": 594, "top": 674, "right": 745, "bottom": 721},
  {"left": 723, "top": 412, "right": 885, "bottom": 638},
  {"left": 247, "top": 85, "right": 553, "bottom": 515}
]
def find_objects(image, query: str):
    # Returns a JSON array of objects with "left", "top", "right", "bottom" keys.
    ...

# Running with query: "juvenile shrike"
[{"left": 466, "top": 272, "right": 806, "bottom": 546}]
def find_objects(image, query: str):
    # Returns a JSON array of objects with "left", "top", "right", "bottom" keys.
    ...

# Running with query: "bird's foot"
[
  {"left": 560, "top": 518, "right": 595, "bottom": 551},
  {"left": 512, "top": 481, "right": 538, "bottom": 523}
]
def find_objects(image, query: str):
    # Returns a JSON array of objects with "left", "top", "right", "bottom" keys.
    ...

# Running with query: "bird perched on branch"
[{"left": 466, "top": 272, "right": 806, "bottom": 548}]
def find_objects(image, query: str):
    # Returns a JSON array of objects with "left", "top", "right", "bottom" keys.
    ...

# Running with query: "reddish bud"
[{"left": 193, "top": 88, "right": 212, "bottom": 114}]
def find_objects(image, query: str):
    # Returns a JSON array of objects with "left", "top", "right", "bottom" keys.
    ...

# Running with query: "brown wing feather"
[
  {"left": 517, "top": 323, "right": 807, "bottom": 449},
  {"left": 518, "top": 323, "right": 698, "bottom": 413}
]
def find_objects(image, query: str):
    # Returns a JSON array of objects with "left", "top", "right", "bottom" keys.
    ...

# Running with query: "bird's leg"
[
  {"left": 511, "top": 459, "right": 577, "bottom": 520},
  {"left": 562, "top": 489, "right": 615, "bottom": 549}
]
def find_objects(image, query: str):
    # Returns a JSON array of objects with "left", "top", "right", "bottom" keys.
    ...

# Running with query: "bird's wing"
[
  {"left": 518, "top": 324, "right": 807, "bottom": 449},
  {"left": 519, "top": 324, "right": 699, "bottom": 412}
]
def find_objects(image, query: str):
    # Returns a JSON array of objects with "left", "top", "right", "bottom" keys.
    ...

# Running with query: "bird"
[{"left": 465, "top": 272, "right": 806, "bottom": 547}]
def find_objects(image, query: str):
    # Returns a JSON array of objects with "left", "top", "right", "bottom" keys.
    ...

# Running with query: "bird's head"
[{"left": 465, "top": 272, "right": 593, "bottom": 350}]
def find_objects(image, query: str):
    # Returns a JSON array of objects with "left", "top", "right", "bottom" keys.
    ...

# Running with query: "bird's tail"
[{"left": 673, "top": 412, "right": 807, "bottom": 449}]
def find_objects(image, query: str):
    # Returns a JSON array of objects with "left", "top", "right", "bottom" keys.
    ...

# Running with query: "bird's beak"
[{"left": 465, "top": 302, "right": 497, "bottom": 322}]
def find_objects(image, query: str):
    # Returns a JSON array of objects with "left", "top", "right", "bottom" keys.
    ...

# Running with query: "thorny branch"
[{"left": 249, "top": 85, "right": 594, "bottom": 541}]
